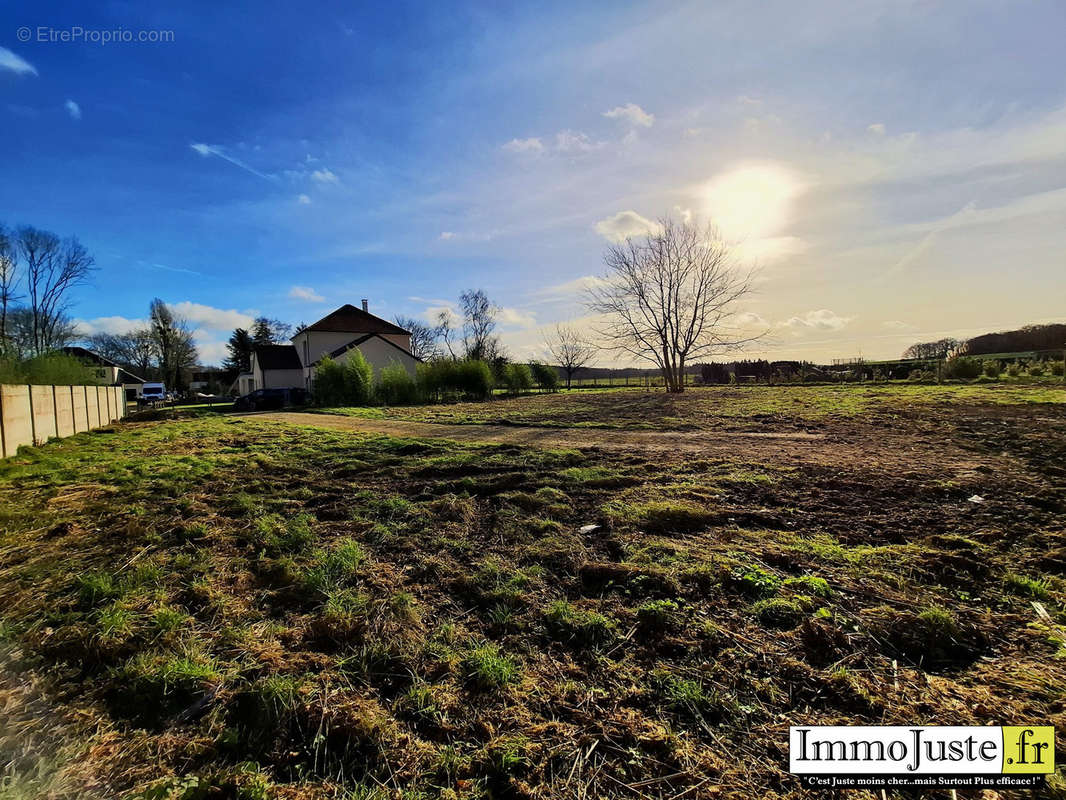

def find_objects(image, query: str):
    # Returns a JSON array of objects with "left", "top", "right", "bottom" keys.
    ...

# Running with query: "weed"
[
  {"left": 605, "top": 499, "right": 715, "bottom": 534},
  {"left": 76, "top": 571, "right": 121, "bottom": 606},
  {"left": 729, "top": 565, "right": 781, "bottom": 598}
]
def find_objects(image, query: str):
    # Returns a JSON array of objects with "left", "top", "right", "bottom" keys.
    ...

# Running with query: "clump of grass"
[
  {"left": 784, "top": 575, "right": 833, "bottom": 598},
  {"left": 253, "top": 512, "right": 315, "bottom": 555},
  {"left": 96, "top": 602, "right": 134, "bottom": 641},
  {"left": 115, "top": 650, "right": 223, "bottom": 719},
  {"left": 303, "top": 539, "right": 366, "bottom": 596},
  {"left": 76, "top": 571, "right": 121, "bottom": 606},
  {"left": 315, "top": 588, "right": 370, "bottom": 640},
  {"left": 605, "top": 499, "right": 715, "bottom": 534},
  {"left": 543, "top": 600, "right": 616, "bottom": 647},
  {"left": 752, "top": 597, "right": 804, "bottom": 629},
  {"left": 482, "top": 735, "right": 530, "bottom": 777},
  {"left": 650, "top": 670, "right": 719, "bottom": 719},
  {"left": 462, "top": 643, "right": 520, "bottom": 690},
  {"left": 1004, "top": 573, "right": 1051, "bottom": 600},
  {"left": 398, "top": 681, "right": 447, "bottom": 725}
]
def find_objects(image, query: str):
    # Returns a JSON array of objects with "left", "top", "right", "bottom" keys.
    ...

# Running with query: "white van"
[{"left": 142, "top": 382, "right": 166, "bottom": 403}]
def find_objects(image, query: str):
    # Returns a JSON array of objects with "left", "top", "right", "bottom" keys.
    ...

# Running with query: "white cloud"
[
  {"left": 0, "top": 47, "right": 37, "bottom": 76},
  {"left": 736, "top": 312, "right": 769, "bottom": 328},
  {"left": 74, "top": 315, "right": 146, "bottom": 336},
  {"left": 289, "top": 285, "right": 324, "bottom": 302},
  {"left": 593, "top": 210, "right": 661, "bottom": 242},
  {"left": 603, "top": 103, "right": 655, "bottom": 128},
  {"left": 439, "top": 231, "right": 455, "bottom": 240},
  {"left": 554, "top": 129, "right": 599, "bottom": 152},
  {"left": 782, "top": 309, "right": 852, "bottom": 331},
  {"left": 311, "top": 168, "right": 340, "bottom": 184},
  {"left": 169, "top": 302, "right": 255, "bottom": 331},
  {"left": 189, "top": 143, "right": 273, "bottom": 180},
  {"left": 297, "top": 193, "right": 311, "bottom": 205},
  {"left": 64, "top": 99, "right": 81, "bottom": 120},
  {"left": 502, "top": 137, "right": 545, "bottom": 154},
  {"left": 867, "top": 122, "right": 886, "bottom": 136},
  {"left": 737, "top": 95, "right": 763, "bottom": 107},
  {"left": 535, "top": 275, "right": 611, "bottom": 299},
  {"left": 498, "top": 307, "right": 538, "bottom": 328}
]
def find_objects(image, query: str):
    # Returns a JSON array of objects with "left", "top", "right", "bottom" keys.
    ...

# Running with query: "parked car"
[
  {"left": 233, "top": 387, "right": 306, "bottom": 411},
  {"left": 141, "top": 382, "right": 166, "bottom": 403}
]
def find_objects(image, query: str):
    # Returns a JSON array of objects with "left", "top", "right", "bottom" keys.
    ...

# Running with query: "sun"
[{"left": 702, "top": 162, "right": 805, "bottom": 243}]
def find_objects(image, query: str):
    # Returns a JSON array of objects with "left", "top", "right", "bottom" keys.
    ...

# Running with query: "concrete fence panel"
[
  {"left": 1, "top": 385, "right": 34, "bottom": 458},
  {"left": 1, "top": 383, "right": 130, "bottom": 458},
  {"left": 72, "top": 386, "right": 88, "bottom": 433},
  {"left": 54, "top": 385, "right": 76, "bottom": 438},
  {"left": 30, "top": 385, "right": 57, "bottom": 445}
]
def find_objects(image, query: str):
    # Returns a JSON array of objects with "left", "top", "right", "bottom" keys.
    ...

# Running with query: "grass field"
[
  {"left": 1, "top": 385, "right": 1064, "bottom": 798},
  {"left": 317, "top": 382, "right": 1066, "bottom": 431}
]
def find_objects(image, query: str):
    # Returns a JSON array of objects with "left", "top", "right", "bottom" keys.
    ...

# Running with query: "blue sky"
[{"left": 2, "top": 0, "right": 1065, "bottom": 364}]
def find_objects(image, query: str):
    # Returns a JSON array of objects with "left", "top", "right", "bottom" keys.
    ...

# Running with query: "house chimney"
[{"left": 361, "top": 299, "right": 368, "bottom": 313}]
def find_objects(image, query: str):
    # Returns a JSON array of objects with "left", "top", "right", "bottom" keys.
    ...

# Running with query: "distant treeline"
[
  {"left": 962, "top": 323, "right": 1066, "bottom": 356},
  {"left": 904, "top": 323, "right": 1066, "bottom": 360}
]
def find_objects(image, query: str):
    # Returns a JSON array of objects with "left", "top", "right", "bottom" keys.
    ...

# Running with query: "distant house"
[
  {"left": 235, "top": 300, "right": 420, "bottom": 395},
  {"left": 62, "top": 346, "right": 146, "bottom": 401}
]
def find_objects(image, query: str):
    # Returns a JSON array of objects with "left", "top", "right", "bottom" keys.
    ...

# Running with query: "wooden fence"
[{"left": 0, "top": 384, "right": 126, "bottom": 458}]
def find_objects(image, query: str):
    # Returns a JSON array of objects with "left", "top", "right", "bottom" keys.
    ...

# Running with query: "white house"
[{"left": 236, "top": 301, "right": 420, "bottom": 395}]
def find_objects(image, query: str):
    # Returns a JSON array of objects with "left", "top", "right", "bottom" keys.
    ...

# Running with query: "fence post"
[
  {"left": 51, "top": 386, "right": 59, "bottom": 438},
  {"left": 83, "top": 385, "right": 90, "bottom": 430},
  {"left": 0, "top": 385, "right": 6, "bottom": 458},
  {"left": 26, "top": 384, "right": 36, "bottom": 446}
]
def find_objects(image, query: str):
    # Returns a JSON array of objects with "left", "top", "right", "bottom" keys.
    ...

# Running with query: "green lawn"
[{"left": 0, "top": 405, "right": 1064, "bottom": 797}]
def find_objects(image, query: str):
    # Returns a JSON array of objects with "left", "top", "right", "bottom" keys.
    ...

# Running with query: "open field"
[
  {"left": 1, "top": 385, "right": 1065, "bottom": 798},
  {"left": 315, "top": 382, "right": 1066, "bottom": 432}
]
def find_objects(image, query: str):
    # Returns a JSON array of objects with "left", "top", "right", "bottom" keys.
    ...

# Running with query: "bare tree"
[
  {"left": 460, "top": 289, "right": 502, "bottom": 361},
  {"left": 17, "top": 226, "right": 95, "bottom": 356},
  {"left": 395, "top": 315, "right": 438, "bottom": 360},
  {"left": 587, "top": 216, "right": 761, "bottom": 393},
  {"left": 0, "top": 224, "right": 21, "bottom": 347},
  {"left": 86, "top": 330, "right": 155, "bottom": 376},
  {"left": 544, "top": 323, "right": 597, "bottom": 389},
  {"left": 435, "top": 309, "right": 456, "bottom": 359},
  {"left": 149, "top": 299, "right": 198, "bottom": 388}
]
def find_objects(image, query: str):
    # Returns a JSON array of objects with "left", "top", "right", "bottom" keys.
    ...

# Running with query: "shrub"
[
  {"left": 313, "top": 357, "right": 347, "bottom": 406},
  {"left": 503, "top": 362, "right": 534, "bottom": 395},
  {"left": 983, "top": 360, "right": 1001, "bottom": 379},
  {"left": 0, "top": 352, "right": 101, "bottom": 385},
  {"left": 455, "top": 359, "right": 494, "bottom": 400},
  {"left": 1051, "top": 361, "right": 1064, "bottom": 377},
  {"left": 376, "top": 362, "right": 418, "bottom": 405},
  {"left": 529, "top": 361, "right": 560, "bottom": 392},
  {"left": 944, "top": 357, "right": 981, "bottom": 380},
  {"left": 1028, "top": 361, "right": 1046, "bottom": 377},
  {"left": 343, "top": 349, "right": 374, "bottom": 405},
  {"left": 1006, "top": 362, "right": 1021, "bottom": 377}
]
